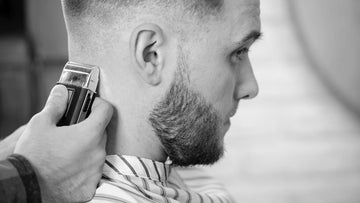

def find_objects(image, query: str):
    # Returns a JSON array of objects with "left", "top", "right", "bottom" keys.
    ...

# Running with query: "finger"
[
  {"left": 41, "top": 85, "right": 69, "bottom": 124},
  {"left": 78, "top": 97, "right": 114, "bottom": 134}
]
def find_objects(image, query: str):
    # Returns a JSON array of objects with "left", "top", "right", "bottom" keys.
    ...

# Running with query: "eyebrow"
[{"left": 239, "top": 30, "right": 263, "bottom": 45}]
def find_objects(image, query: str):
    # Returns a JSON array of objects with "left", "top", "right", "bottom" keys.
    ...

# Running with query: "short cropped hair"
[{"left": 62, "top": 0, "right": 223, "bottom": 21}]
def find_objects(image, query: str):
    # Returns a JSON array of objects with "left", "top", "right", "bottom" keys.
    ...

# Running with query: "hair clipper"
[{"left": 57, "top": 61, "right": 100, "bottom": 126}]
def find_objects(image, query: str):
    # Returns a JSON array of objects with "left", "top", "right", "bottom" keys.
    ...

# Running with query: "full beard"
[{"left": 148, "top": 48, "right": 224, "bottom": 167}]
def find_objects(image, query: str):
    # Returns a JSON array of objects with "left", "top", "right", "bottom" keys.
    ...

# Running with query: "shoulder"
[
  {"left": 89, "top": 182, "right": 139, "bottom": 203},
  {"left": 172, "top": 166, "right": 210, "bottom": 180},
  {"left": 172, "top": 166, "right": 235, "bottom": 202}
]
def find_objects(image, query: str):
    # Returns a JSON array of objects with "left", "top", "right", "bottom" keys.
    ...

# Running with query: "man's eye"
[{"left": 235, "top": 47, "right": 250, "bottom": 60}]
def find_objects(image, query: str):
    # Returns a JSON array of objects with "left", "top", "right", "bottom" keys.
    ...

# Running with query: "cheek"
[
  {"left": 191, "top": 62, "right": 235, "bottom": 117},
  {"left": 209, "top": 72, "right": 235, "bottom": 115}
]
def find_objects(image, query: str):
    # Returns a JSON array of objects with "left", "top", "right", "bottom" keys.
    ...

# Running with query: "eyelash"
[{"left": 234, "top": 47, "right": 250, "bottom": 60}]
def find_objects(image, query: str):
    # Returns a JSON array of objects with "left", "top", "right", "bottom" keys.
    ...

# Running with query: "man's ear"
[{"left": 130, "top": 23, "right": 166, "bottom": 86}]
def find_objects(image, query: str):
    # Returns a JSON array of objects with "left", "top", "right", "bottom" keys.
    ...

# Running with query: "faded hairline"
[
  {"left": 61, "top": 0, "right": 223, "bottom": 23},
  {"left": 61, "top": 0, "right": 224, "bottom": 52}
]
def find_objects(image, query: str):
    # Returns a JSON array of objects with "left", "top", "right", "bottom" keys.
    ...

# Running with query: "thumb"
[{"left": 42, "top": 85, "right": 69, "bottom": 124}]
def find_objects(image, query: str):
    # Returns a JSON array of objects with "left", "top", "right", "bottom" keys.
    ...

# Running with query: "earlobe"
[{"left": 130, "top": 23, "right": 165, "bottom": 86}]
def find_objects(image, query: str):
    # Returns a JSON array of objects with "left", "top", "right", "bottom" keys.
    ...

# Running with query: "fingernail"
[{"left": 51, "top": 85, "right": 67, "bottom": 96}]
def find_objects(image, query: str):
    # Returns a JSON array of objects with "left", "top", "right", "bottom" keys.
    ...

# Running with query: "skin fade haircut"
[
  {"left": 61, "top": 0, "right": 230, "bottom": 167},
  {"left": 62, "top": 0, "right": 224, "bottom": 20}
]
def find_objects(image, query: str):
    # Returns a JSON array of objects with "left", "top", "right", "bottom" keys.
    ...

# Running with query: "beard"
[{"left": 148, "top": 48, "right": 224, "bottom": 167}]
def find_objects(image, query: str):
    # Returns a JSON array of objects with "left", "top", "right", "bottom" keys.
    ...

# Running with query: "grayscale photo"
[{"left": 0, "top": 0, "right": 359, "bottom": 202}]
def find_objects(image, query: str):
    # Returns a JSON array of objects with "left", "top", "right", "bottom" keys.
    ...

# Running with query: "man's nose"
[{"left": 234, "top": 60, "right": 259, "bottom": 100}]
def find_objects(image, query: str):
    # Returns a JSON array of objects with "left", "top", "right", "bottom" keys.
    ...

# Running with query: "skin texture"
[{"left": 64, "top": 0, "right": 261, "bottom": 165}]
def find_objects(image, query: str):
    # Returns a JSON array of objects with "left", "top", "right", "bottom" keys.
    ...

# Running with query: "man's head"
[{"left": 61, "top": 0, "right": 261, "bottom": 166}]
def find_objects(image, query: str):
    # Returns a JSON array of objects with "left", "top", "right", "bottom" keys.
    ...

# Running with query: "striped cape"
[{"left": 90, "top": 155, "right": 234, "bottom": 203}]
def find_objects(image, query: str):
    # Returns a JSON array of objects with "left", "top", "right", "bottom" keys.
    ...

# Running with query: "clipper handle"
[{"left": 57, "top": 84, "right": 96, "bottom": 126}]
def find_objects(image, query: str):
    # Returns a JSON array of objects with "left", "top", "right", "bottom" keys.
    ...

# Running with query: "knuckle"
[
  {"left": 91, "top": 97, "right": 102, "bottom": 109},
  {"left": 94, "top": 98, "right": 114, "bottom": 116},
  {"left": 71, "top": 184, "right": 96, "bottom": 202},
  {"left": 81, "top": 184, "right": 97, "bottom": 201},
  {"left": 83, "top": 191, "right": 95, "bottom": 202},
  {"left": 104, "top": 103, "right": 114, "bottom": 117},
  {"left": 74, "top": 193, "right": 92, "bottom": 202},
  {"left": 101, "top": 99, "right": 112, "bottom": 110}
]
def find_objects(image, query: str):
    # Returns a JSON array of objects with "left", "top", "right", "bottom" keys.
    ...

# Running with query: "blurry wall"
[
  {"left": 26, "top": 0, "right": 67, "bottom": 107},
  {"left": 27, "top": 0, "right": 67, "bottom": 60},
  {"left": 0, "top": 0, "right": 66, "bottom": 137},
  {"left": 288, "top": 0, "right": 360, "bottom": 116}
]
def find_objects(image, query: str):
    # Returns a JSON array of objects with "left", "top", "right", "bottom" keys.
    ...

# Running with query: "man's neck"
[
  {"left": 68, "top": 47, "right": 168, "bottom": 163},
  {"left": 105, "top": 111, "right": 168, "bottom": 162}
]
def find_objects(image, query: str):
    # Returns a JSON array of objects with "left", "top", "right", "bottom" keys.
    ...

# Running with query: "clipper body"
[{"left": 57, "top": 62, "right": 99, "bottom": 126}]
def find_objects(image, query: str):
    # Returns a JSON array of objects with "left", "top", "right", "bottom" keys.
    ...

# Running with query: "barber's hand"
[{"left": 14, "top": 85, "right": 113, "bottom": 202}]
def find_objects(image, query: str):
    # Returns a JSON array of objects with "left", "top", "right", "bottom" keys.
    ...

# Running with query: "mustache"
[{"left": 228, "top": 102, "right": 239, "bottom": 118}]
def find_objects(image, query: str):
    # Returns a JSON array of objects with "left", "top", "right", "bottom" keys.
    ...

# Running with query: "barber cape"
[{"left": 90, "top": 155, "right": 234, "bottom": 203}]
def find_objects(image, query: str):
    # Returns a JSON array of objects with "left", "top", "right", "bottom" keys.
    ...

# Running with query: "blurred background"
[{"left": 0, "top": 0, "right": 359, "bottom": 202}]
